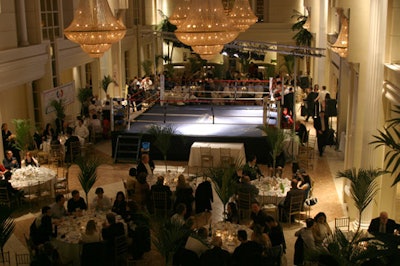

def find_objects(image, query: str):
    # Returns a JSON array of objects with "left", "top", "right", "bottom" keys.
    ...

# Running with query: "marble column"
[
  {"left": 15, "top": 0, "right": 29, "bottom": 46},
  {"left": 359, "top": 0, "right": 391, "bottom": 227}
]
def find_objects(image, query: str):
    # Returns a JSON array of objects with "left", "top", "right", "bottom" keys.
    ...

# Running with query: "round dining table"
[{"left": 10, "top": 166, "right": 57, "bottom": 197}]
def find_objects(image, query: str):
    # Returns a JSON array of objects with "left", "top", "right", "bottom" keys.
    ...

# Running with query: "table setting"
[
  {"left": 211, "top": 221, "right": 253, "bottom": 253},
  {"left": 10, "top": 166, "right": 56, "bottom": 196},
  {"left": 251, "top": 176, "right": 291, "bottom": 206}
]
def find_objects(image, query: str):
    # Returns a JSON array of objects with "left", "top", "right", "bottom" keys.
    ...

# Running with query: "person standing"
[
  {"left": 314, "top": 111, "right": 329, "bottom": 156},
  {"left": 314, "top": 85, "right": 329, "bottom": 112},
  {"left": 305, "top": 85, "right": 319, "bottom": 121},
  {"left": 136, "top": 153, "right": 155, "bottom": 178}
]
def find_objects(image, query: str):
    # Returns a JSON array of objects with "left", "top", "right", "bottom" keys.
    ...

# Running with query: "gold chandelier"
[
  {"left": 331, "top": 12, "right": 348, "bottom": 58},
  {"left": 64, "top": 0, "right": 127, "bottom": 58},
  {"left": 169, "top": 0, "right": 191, "bottom": 27},
  {"left": 173, "top": 0, "right": 240, "bottom": 60},
  {"left": 227, "top": 0, "right": 257, "bottom": 32}
]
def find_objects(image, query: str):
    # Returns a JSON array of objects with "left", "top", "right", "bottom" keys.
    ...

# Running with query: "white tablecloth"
[
  {"left": 188, "top": 142, "right": 246, "bottom": 168},
  {"left": 251, "top": 177, "right": 291, "bottom": 205},
  {"left": 10, "top": 166, "right": 56, "bottom": 196}
]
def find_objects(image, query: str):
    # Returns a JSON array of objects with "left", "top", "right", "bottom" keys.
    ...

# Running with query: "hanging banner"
[{"left": 43, "top": 81, "right": 75, "bottom": 114}]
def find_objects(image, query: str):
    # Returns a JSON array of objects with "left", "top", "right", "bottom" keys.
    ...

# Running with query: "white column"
[
  {"left": 359, "top": 0, "right": 390, "bottom": 227},
  {"left": 15, "top": 0, "right": 29, "bottom": 46}
]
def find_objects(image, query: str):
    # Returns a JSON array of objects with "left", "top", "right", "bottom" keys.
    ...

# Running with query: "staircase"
[{"left": 113, "top": 135, "right": 141, "bottom": 163}]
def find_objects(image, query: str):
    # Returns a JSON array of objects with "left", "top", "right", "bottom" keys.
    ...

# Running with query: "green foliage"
[
  {"left": 77, "top": 87, "right": 93, "bottom": 104},
  {"left": 147, "top": 124, "right": 177, "bottom": 171},
  {"left": 291, "top": 10, "right": 313, "bottom": 47},
  {"left": 49, "top": 99, "right": 65, "bottom": 120},
  {"left": 152, "top": 219, "right": 190, "bottom": 264},
  {"left": 76, "top": 156, "right": 103, "bottom": 205},
  {"left": 142, "top": 60, "right": 153, "bottom": 76},
  {"left": 370, "top": 105, "right": 400, "bottom": 186},
  {"left": 12, "top": 119, "right": 34, "bottom": 151},
  {"left": 101, "top": 75, "right": 114, "bottom": 94},
  {"left": 0, "top": 207, "right": 15, "bottom": 255},
  {"left": 280, "top": 55, "right": 295, "bottom": 74},
  {"left": 336, "top": 168, "right": 384, "bottom": 234}
]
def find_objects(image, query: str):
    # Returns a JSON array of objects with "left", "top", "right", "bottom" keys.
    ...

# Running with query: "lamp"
[
  {"left": 64, "top": 0, "right": 127, "bottom": 58},
  {"left": 169, "top": 0, "right": 191, "bottom": 27},
  {"left": 174, "top": 0, "right": 239, "bottom": 60},
  {"left": 227, "top": 0, "right": 257, "bottom": 32},
  {"left": 331, "top": 13, "right": 348, "bottom": 58}
]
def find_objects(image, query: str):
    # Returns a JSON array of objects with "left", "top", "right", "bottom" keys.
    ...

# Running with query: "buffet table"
[
  {"left": 188, "top": 142, "right": 246, "bottom": 168},
  {"left": 10, "top": 166, "right": 57, "bottom": 197}
]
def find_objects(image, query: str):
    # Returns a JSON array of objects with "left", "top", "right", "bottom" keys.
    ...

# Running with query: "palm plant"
[
  {"left": 12, "top": 119, "right": 34, "bottom": 152},
  {"left": 336, "top": 168, "right": 385, "bottom": 236},
  {"left": 152, "top": 218, "right": 191, "bottom": 265},
  {"left": 291, "top": 10, "right": 313, "bottom": 47},
  {"left": 257, "top": 125, "right": 291, "bottom": 176},
  {"left": 147, "top": 124, "right": 177, "bottom": 172},
  {"left": 370, "top": 105, "right": 400, "bottom": 186},
  {"left": 76, "top": 155, "right": 103, "bottom": 206},
  {"left": 49, "top": 99, "right": 66, "bottom": 135},
  {"left": 101, "top": 75, "right": 114, "bottom": 96},
  {"left": 77, "top": 87, "right": 93, "bottom": 117},
  {"left": 0, "top": 207, "right": 15, "bottom": 260}
]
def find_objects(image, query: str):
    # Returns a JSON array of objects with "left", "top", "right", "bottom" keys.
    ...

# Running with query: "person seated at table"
[
  {"left": 295, "top": 218, "right": 324, "bottom": 262},
  {"left": 232, "top": 230, "right": 263, "bottom": 266},
  {"left": 21, "top": 151, "right": 39, "bottom": 167},
  {"left": 67, "top": 190, "right": 87, "bottom": 214},
  {"left": 200, "top": 236, "right": 231, "bottom": 265},
  {"left": 171, "top": 203, "right": 187, "bottom": 226},
  {"left": 174, "top": 174, "right": 194, "bottom": 219},
  {"left": 0, "top": 171, "right": 24, "bottom": 201},
  {"left": 195, "top": 176, "right": 213, "bottom": 214},
  {"left": 250, "top": 201, "right": 269, "bottom": 233},
  {"left": 368, "top": 211, "right": 400, "bottom": 235},
  {"left": 278, "top": 179, "right": 305, "bottom": 223},
  {"left": 312, "top": 212, "right": 332, "bottom": 247},
  {"left": 149, "top": 175, "right": 172, "bottom": 212},
  {"left": 64, "top": 127, "right": 80, "bottom": 163},
  {"left": 3, "top": 150, "right": 20, "bottom": 170},
  {"left": 236, "top": 175, "right": 259, "bottom": 202},
  {"left": 184, "top": 227, "right": 210, "bottom": 258},
  {"left": 74, "top": 117, "right": 89, "bottom": 143},
  {"left": 50, "top": 194, "right": 67, "bottom": 219},
  {"left": 265, "top": 215, "right": 286, "bottom": 253},
  {"left": 101, "top": 212, "right": 125, "bottom": 244},
  {"left": 112, "top": 191, "right": 127, "bottom": 218},
  {"left": 136, "top": 152, "right": 155, "bottom": 177},
  {"left": 30, "top": 241, "right": 62, "bottom": 266},
  {"left": 295, "top": 120, "right": 308, "bottom": 145},
  {"left": 92, "top": 187, "right": 112, "bottom": 212},
  {"left": 0, "top": 163, "right": 8, "bottom": 176},
  {"left": 30, "top": 206, "right": 57, "bottom": 246},
  {"left": 251, "top": 224, "right": 272, "bottom": 251},
  {"left": 296, "top": 169, "right": 312, "bottom": 199},
  {"left": 81, "top": 219, "right": 102, "bottom": 243},
  {"left": 226, "top": 202, "right": 239, "bottom": 224},
  {"left": 242, "top": 154, "right": 263, "bottom": 181}
]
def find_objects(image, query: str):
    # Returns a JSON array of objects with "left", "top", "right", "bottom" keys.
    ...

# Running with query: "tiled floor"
[{"left": 5, "top": 121, "right": 346, "bottom": 266}]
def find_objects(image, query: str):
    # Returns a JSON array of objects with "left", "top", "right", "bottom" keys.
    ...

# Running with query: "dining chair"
[
  {"left": 50, "top": 143, "right": 63, "bottom": 168},
  {"left": 335, "top": 217, "right": 350, "bottom": 232},
  {"left": 54, "top": 168, "right": 70, "bottom": 199},
  {"left": 151, "top": 191, "right": 169, "bottom": 217},
  {"left": 24, "top": 181, "right": 41, "bottom": 209},
  {"left": 23, "top": 233, "right": 36, "bottom": 259},
  {"left": 219, "top": 147, "right": 233, "bottom": 167},
  {"left": 237, "top": 191, "right": 252, "bottom": 223},
  {"left": 263, "top": 244, "right": 283, "bottom": 266},
  {"left": 81, "top": 242, "right": 106, "bottom": 266},
  {"left": 0, "top": 187, "right": 19, "bottom": 208},
  {"left": 0, "top": 251, "right": 10, "bottom": 266},
  {"left": 69, "top": 141, "right": 81, "bottom": 164},
  {"left": 15, "top": 253, "right": 30, "bottom": 266},
  {"left": 200, "top": 146, "right": 213, "bottom": 169},
  {"left": 281, "top": 194, "right": 304, "bottom": 227},
  {"left": 114, "top": 235, "right": 129, "bottom": 266}
]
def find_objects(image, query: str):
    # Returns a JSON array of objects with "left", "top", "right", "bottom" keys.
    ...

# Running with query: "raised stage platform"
[{"left": 112, "top": 104, "right": 275, "bottom": 163}]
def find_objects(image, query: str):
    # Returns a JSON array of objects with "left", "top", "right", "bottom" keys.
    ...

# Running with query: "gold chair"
[
  {"left": 69, "top": 141, "right": 81, "bottom": 163},
  {"left": 0, "top": 187, "right": 19, "bottom": 208},
  {"left": 15, "top": 253, "right": 30, "bottom": 266},
  {"left": 114, "top": 235, "right": 128, "bottom": 265},
  {"left": 335, "top": 217, "right": 350, "bottom": 232},
  {"left": 54, "top": 167, "right": 70, "bottom": 198},
  {"left": 151, "top": 191, "right": 170, "bottom": 217},
  {"left": 200, "top": 146, "right": 213, "bottom": 169},
  {"left": 49, "top": 143, "right": 63, "bottom": 168},
  {"left": 281, "top": 194, "right": 304, "bottom": 226},
  {"left": 220, "top": 148, "right": 233, "bottom": 166},
  {"left": 237, "top": 191, "right": 252, "bottom": 223},
  {"left": 0, "top": 251, "right": 10, "bottom": 265}
]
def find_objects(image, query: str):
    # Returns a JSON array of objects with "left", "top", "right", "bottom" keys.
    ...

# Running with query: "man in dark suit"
[
  {"left": 200, "top": 236, "right": 231, "bottom": 266},
  {"left": 136, "top": 153, "right": 155, "bottom": 176},
  {"left": 279, "top": 179, "right": 305, "bottom": 222},
  {"left": 313, "top": 110, "right": 329, "bottom": 156},
  {"left": 236, "top": 175, "right": 259, "bottom": 201},
  {"left": 368, "top": 211, "right": 400, "bottom": 235},
  {"left": 150, "top": 175, "right": 172, "bottom": 210},
  {"left": 232, "top": 230, "right": 263, "bottom": 266}
]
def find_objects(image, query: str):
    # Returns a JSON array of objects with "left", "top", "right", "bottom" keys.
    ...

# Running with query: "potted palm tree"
[
  {"left": 12, "top": 119, "right": 34, "bottom": 153},
  {"left": 49, "top": 99, "right": 66, "bottom": 135},
  {"left": 101, "top": 75, "right": 114, "bottom": 99},
  {"left": 77, "top": 87, "right": 93, "bottom": 117},
  {"left": 0, "top": 207, "right": 15, "bottom": 261},
  {"left": 76, "top": 155, "right": 103, "bottom": 207},
  {"left": 147, "top": 124, "right": 178, "bottom": 172},
  {"left": 370, "top": 104, "right": 400, "bottom": 186}
]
